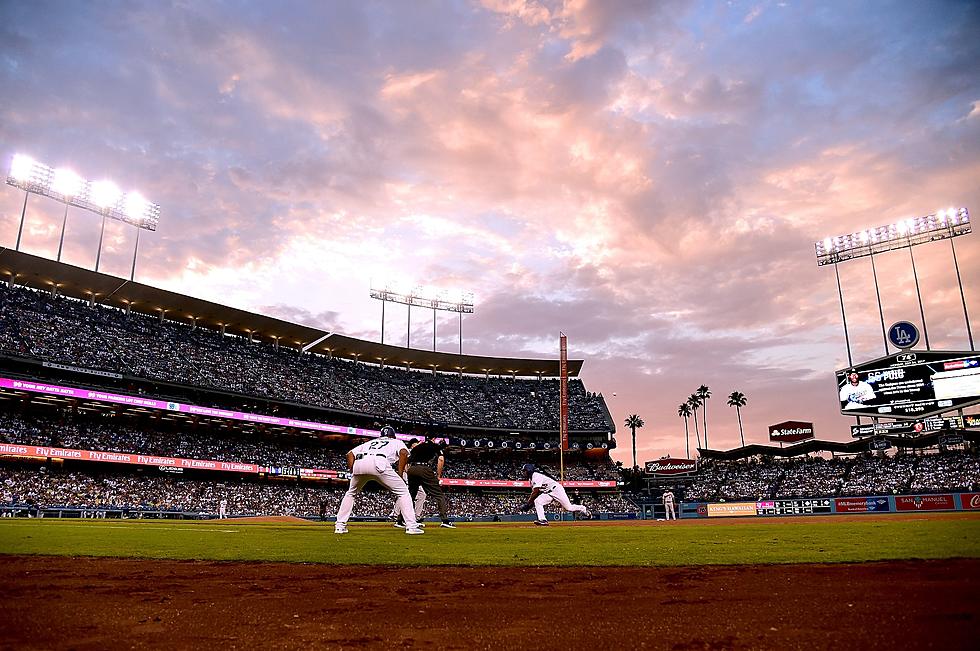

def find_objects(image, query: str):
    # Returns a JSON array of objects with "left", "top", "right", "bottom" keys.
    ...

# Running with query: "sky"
[{"left": 1, "top": 0, "right": 978, "bottom": 466}]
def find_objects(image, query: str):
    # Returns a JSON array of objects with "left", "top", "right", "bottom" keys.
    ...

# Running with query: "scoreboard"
[{"left": 757, "top": 499, "right": 833, "bottom": 515}]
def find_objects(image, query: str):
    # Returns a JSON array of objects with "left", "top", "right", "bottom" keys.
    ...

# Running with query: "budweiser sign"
[
  {"left": 769, "top": 420, "right": 815, "bottom": 443},
  {"left": 645, "top": 458, "right": 697, "bottom": 475}
]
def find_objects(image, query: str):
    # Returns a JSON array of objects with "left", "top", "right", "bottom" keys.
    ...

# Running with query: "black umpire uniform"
[{"left": 404, "top": 440, "right": 454, "bottom": 527}]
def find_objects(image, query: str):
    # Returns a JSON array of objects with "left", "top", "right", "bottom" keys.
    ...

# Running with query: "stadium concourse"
[{"left": 0, "top": 272, "right": 628, "bottom": 520}]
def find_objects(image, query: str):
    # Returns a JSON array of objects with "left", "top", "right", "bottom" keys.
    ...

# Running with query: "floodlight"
[
  {"left": 8, "top": 154, "right": 52, "bottom": 190},
  {"left": 51, "top": 168, "right": 84, "bottom": 198},
  {"left": 10, "top": 154, "right": 36, "bottom": 182},
  {"left": 90, "top": 180, "right": 121, "bottom": 208},
  {"left": 124, "top": 192, "right": 149, "bottom": 220},
  {"left": 815, "top": 207, "right": 971, "bottom": 265}
]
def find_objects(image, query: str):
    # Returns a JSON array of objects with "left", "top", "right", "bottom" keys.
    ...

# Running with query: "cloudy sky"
[{"left": 1, "top": 0, "right": 978, "bottom": 464}]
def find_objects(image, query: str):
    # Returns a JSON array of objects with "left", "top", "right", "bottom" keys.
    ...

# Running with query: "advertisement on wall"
[
  {"left": 706, "top": 502, "right": 758, "bottom": 517},
  {"left": 835, "top": 497, "right": 890, "bottom": 513},
  {"left": 895, "top": 494, "right": 955, "bottom": 511},
  {"left": 961, "top": 493, "right": 980, "bottom": 510}
]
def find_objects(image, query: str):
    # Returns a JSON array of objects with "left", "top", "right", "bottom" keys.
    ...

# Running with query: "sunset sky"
[{"left": 1, "top": 0, "right": 978, "bottom": 465}]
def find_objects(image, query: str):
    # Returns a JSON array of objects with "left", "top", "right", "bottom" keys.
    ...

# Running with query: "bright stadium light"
[
  {"left": 90, "top": 180, "right": 121, "bottom": 208},
  {"left": 816, "top": 205, "right": 975, "bottom": 359},
  {"left": 51, "top": 168, "right": 83, "bottom": 198},
  {"left": 814, "top": 207, "right": 971, "bottom": 265},
  {"left": 6, "top": 153, "right": 162, "bottom": 279},
  {"left": 370, "top": 281, "right": 475, "bottom": 354}
]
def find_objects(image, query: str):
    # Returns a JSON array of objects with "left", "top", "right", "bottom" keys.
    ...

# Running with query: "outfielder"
[
  {"left": 663, "top": 489, "right": 676, "bottom": 520},
  {"left": 520, "top": 464, "right": 590, "bottom": 525},
  {"left": 335, "top": 427, "right": 423, "bottom": 535}
]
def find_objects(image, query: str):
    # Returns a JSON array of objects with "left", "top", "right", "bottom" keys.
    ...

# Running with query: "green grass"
[{"left": 1, "top": 516, "right": 978, "bottom": 566}]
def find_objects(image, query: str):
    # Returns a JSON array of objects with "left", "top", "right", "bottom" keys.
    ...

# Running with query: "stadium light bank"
[
  {"left": 814, "top": 207, "right": 973, "bottom": 361},
  {"left": 6, "top": 153, "right": 161, "bottom": 281},
  {"left": 369, "top": 282, "right": 475, "bottom": 355}
]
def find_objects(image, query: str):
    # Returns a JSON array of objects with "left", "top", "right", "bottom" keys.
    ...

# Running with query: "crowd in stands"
[
  {"left": 684, "top": 451, "right": 980, "bottom": 501},
  {"left": 0, "top": 466, "right": 635, "bottom": 518},
  {"left": 0, "top": 410, "right": 618, "bottom": 480},
  {"left": 0, "top": 285, "right": 610, "bottom": 431}
]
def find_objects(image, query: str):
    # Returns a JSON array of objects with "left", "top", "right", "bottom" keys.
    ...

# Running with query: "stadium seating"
[{"left": 0, "top": 285, "right": 611, "bottom": 432}]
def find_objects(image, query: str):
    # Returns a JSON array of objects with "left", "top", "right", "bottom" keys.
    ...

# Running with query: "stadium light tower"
[
  {"left": 815, "top": 207, "right": 973, "bottom": 354},
  {"left": 370, "top": 282, "right": 475, "bottom": 354},
  {"left": 6, "top": 153, "right": 161, "bottom": 278}
]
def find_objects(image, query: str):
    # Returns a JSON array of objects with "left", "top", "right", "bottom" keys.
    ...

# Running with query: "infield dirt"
[{"left": 2, "top": 555, "right": 977, "bottom": 650}]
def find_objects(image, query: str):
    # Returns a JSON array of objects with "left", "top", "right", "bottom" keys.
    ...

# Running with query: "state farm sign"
[
  {"left": 769, "top": 420, "right": 815, "bottom": 443},
  {"left": 645, "top": 458, "right": 697, "bottom": 475}
]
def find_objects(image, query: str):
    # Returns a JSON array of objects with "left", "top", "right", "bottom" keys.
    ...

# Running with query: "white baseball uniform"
[
  {"left": 219, "top": 499, "right": 227, "bottom": 519},
  {"left": 840, "top": 380, "right": 875, "bottom": 409},
  {"left": 335, "top": 437, "right": 419, "bottom": 530},
  {"left": 663, "top": 490, "right": 676, "bottom": 520},
  {"left": 529, "top": 471, "right": 588, "bottom": 521}
]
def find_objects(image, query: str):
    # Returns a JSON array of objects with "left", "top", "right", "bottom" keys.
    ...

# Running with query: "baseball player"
[
  {"left": 335, "top": 427, "right": 423, "bottom": 535},
  {"left": 520, "top": 464, "right": 590, "bottom": 525},
  {"left": 400, "top": 437, "right": 455, "bottom": 528},
  {"left": 662, "top": 489, "right": 676, "bottom": 520},
  {"left": 840, "top": 370, "right": 875, "bottom": 409},
  {"left": 218, "top": 498, "right": 227, "bottom": 519}
]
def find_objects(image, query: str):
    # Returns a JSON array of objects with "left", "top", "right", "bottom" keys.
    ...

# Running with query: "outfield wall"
[{"left": 680, "top": 493, "right": 980, "bottom": 518}]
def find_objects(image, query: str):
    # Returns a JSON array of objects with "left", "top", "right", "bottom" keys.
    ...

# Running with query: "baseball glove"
[{"left": 520, "top": 502, "right": 533, "bottom": 512}]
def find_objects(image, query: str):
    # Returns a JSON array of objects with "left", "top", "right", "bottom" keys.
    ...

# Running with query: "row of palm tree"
[
  {"left": 676, "top": 387, "right": 749, "bottom": 456},
  {"left": 623, "top": 387, "right": 748, "bottom": 468}
]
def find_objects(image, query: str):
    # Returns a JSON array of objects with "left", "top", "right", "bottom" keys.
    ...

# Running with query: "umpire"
[{"left": 401, "top": 438, "right": 456, "bottom": 529}]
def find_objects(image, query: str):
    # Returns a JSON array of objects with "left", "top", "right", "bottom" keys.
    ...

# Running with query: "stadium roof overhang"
[
  {"left": 696, "top": 431, "right": 980, "bottom": 460},
  {"left": 0, "top": 248, "right": 582, "bottom": 378}
]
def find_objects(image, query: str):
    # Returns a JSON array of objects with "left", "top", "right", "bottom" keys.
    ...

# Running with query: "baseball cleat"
[
  {"left": 440, "top": 522, "right": 457, "bottom": 528},
  {"left": 393, "top": 522, "right": 406, "bottom": 528},
  {"left": 533, "top": 519, "right": 549, "bottom": 526},
  {"left": 405, "top": 527, "right": 425, "bottom": 535},
  {"left": 334, "top": 527, "right": 348, "bottom": 534}
]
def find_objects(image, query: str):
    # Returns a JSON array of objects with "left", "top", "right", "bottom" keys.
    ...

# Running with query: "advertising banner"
[
  {"left": 835, "top": 497, "right": 890, "bottom": 513},
  {"left": 438, "top": 478, "right": 619, "bottom": 488},
  {"left": 895, "top": 494, "right": 955, "bottom": 511},
  {"left": 0, "top": 377, "right": 406, "bottom": 442},
  {"left": 836, "top": 351, "right": 980, "bottom": 418},
  {"left": 768, "top": 421, "right": 815, "bottom": 443},
  {"left": 645, "top": 458, "right": 697, "bottom": 475},
  {"left": 0, "top": 443, "right": 262, "bottom": 474},
  {"left": 961, "top": 493, "right": 980, "bottom": 510},
  {"left": 850, "top": 416, "right": 963, "bottom": 438},
  {"left": 706, "top": 502, "right": 758, "bottom": 518}
]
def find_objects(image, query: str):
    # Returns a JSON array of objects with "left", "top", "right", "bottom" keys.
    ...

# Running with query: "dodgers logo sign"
[{"left": 888, "top": 321, "right": 919, "bottom": 350}]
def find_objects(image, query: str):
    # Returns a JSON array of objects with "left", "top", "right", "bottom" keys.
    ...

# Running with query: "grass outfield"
[{"left": 1, "top": 514, "right": 979, "bottom": 566}]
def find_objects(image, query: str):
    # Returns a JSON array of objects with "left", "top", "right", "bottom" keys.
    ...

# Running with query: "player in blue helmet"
[{"left": 520, "top": 464, "right": 590, "bottom": 525}]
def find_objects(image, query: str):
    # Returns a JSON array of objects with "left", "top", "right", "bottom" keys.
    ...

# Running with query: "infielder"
[
  {"left": 335, "top": 427, "right": 423, "bottom": 535},
  {"left": 218, "top": 498, "right": 227, "bottom": 519},
  {"left": 662, "top": 489, "right": 676, "bottom": 520},
  {"left": 520, "top": 464, "right": 590, "bottom": 525}
]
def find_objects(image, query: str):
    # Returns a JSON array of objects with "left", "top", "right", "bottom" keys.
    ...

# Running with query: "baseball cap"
[
  {"left": 522, "top": 463, "right": 536, "bottom": 476},
  {"left": 380, "top": 425, "right": 396, "bottom": 438}
]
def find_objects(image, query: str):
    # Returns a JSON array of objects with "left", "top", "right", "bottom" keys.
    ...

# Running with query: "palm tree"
[
  {"left": 697, "top": 385, "right": 711, "bottom": 449},
  {"left": 728, "top": 391, "right": 747, "bottom": 447},
  {"left": 624, "top": 414, "right": 644, "bottom": 468},
  {"left": 687, "top": 394, "right": 702, "bottom": 450},
  {"left": 677, "top": 403, "right": 692, "bottom": 458}
]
